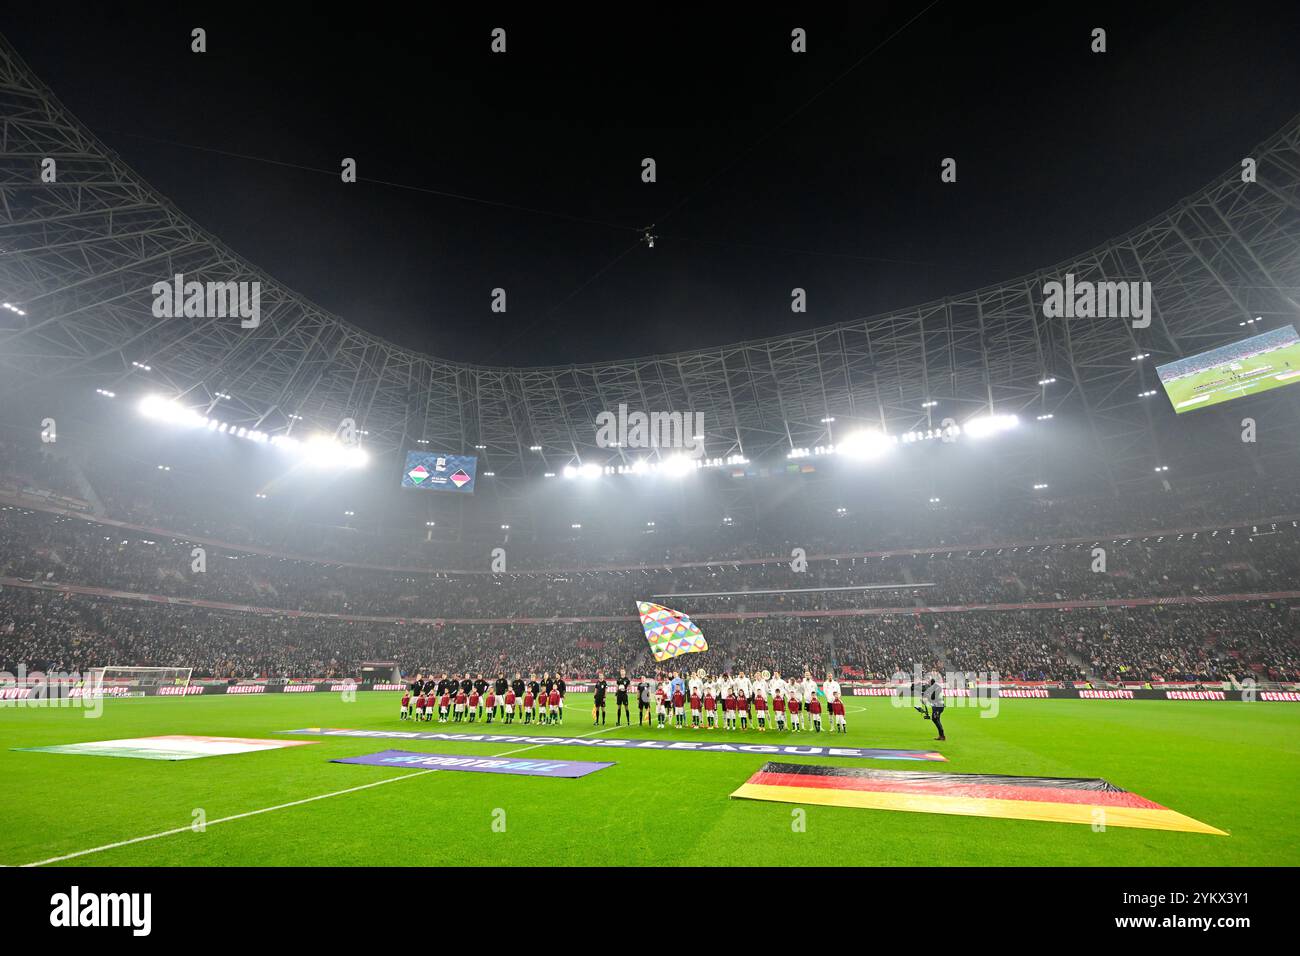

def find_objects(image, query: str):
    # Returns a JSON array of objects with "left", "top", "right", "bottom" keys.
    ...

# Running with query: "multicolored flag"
[
  {"left": 731, "top": 763, "right": 1226, "bottom": 835},
  {"left": 637, "top": 601, "right": 708, "bottom": 662}
]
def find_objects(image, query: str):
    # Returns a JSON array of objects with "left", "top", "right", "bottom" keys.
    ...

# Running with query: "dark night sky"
[{"left": 3, "top": 2, "right": 1298, "bottom": 367}]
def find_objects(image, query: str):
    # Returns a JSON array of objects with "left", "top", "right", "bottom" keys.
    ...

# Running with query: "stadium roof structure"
[{"left": 2, "top": 34, "right": 1300, "bottom": 510}]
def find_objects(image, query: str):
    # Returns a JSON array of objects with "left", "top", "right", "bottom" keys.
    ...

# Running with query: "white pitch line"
[
  {"left": 18, "top": 722, "right": 629, "bottom": 867},
  {"left": 20, "top": 768, "right": 440, "bottom": 867}
]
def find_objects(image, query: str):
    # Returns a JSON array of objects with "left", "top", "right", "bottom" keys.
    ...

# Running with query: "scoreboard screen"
[
  {"left": 401, "top": 451, "right": 478, "bottom": 493},
  {"left": 1156, "top": 326, "right": 1300, "bottom": 413}
]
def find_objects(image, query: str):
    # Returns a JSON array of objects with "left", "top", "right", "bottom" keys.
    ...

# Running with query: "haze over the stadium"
[{"left": 3, "top": 1, "right": 1298, "bottom": 368}]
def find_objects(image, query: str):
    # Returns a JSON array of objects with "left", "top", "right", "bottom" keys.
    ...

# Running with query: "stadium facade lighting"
[
  {"left": 2, "top": 301, "right": 28, "bottom": 316},
  {"left": 343, "top": 510, "right": 355, "bottom": 516},
  {"left": 1033, "top": 482, "right": 1049, "bottom": 490},
  {"left": 156, "top": 464, "right": 170, "bottom": 471},
  {"left": 95, "top": 388, "right": 116, "bottom": 398},
  {"left": 474, "top": 444, "right": 486, "bottom": 450},
  {"left": 543, "top": 471, "right": 556, "bottom": 478},
  {"left": 1154, "top": 465, "right": 1169, "bottom": 472},
  {"left": 254, "top": 492, "right": 267, "bottom": 499},
  {"left": 820, "top": 416, "right": 836, "bottom": 422},
  {"left": 529, "top": 445, "right": 543, "bottom": 452},
  {"left": 645, "top": 521, "right": 655, "bottom": 527},
  {"left": 131, "top": 361, "right": 152, "bottom": 371},
  {"left": 963, "top": 414, "right": 1019, "bottom": 439},
  {"left": 921, "top": 400, "right": 938, "bottom": 408},
  {"left": 483, "top": 471, "right": 495, "bottom": 476},
  {"left": 1138, "top": 389, "right": 1158, "bottom": 398},
  {"left": 1130, "top": 353, "right": 1150, "bottom": 361},
  {"left": 214, "top": 391, "right": 232, "bottom": 400},
  {"left": 1036, "top": 413, "right": 1054, "bottom": 420},
  {"left": 929, "top": 497, "right": 941, "bottom": 503},
  {"left": 570, "top": 523, "right": 582, "bottom": 529},
  {"left": 500, "top": 524, "right": 510, "bottom": 530}
]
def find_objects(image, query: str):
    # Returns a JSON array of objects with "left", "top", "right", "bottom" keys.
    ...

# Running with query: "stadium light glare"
[
  {"left": 95, "top": 388, "right": 116, "bottom": 398},
  {"left": 1033, "top": 482, "right": 1049, "bottom": 490},
  {"left": 1036, "top": 413, "right": 1054, "bottom": 420},
  {"left": 138, "top": 395, "right": 208, "bottom": 428},
  {"left": 302, "top": 433, "right": 369, "bottom": 469},
  {"left": 659, "top": 455, "right": 697, "bottom": 478},
  {"left": 836, "top": 429, "right": 895, "bottom": 460},
  {"left": 963, "top": 414, "right": 1019, "bottom": 439}
]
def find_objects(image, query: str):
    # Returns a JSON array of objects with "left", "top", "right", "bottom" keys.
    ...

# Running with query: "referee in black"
[
  {"left": 593, "top": 673, "right": 607, "bottom": 725},
  {"left": 615, "top": 668, "right": 632, "bottom": 726}
]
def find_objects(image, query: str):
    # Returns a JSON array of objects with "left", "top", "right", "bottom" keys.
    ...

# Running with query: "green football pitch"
[
  {"left": 2, "top": 693, "right": 1297, "bottom": 866},
  {"left": 1161, "top": 340, "right": 1300, "bottom": 411}
]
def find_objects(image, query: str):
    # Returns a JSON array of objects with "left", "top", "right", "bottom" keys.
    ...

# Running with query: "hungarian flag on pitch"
[{"left": 637, "top": 602, "right": 708, "bottom": 662}]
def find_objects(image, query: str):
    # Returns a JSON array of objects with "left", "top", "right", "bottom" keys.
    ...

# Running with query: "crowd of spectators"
[{"left": 2, "top": 442, "right": 1298, "bottom": 684}]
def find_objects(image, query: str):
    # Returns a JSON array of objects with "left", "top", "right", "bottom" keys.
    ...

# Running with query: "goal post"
[{"left": 86, "top": 666, "right": 193, "bottom": 695}]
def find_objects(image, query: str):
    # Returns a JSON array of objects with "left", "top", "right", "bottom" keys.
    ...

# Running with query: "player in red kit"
[
  {"left": 703, "top": 689, "right": 716, "bottom": 729},
  {"left": 754, "top": 693, "right": 767, "bottom": 731},
  {"left": 468, "top": 689, "right": 480, "bottom": 722},
  {"left": 549, "top": 687, "right": 562, "bottom": 725},
  {"left": 400, "top": 692, "right": 412, "bottom": 720},
  {"left": 808, "top": 694, "right": 823, "bottom": 732},
  {"left": 831, "top": 693, "right": 847, "bottom": 732},
  {"left": 484, "top": 689, "right": 496, "bottom": 723},
  {"left": 522, "top": 688, "right": 535, "bottom": 724},
  {"left": 689, "top": 690, "right": 701, "bottom": 729},
  {"left": 439, "top": 690, "right": 451, "bottom": 722},
  {"left": 672, "top": 687, "right": 685, "bottom": 728},
  {"left": 504, "top": 688, "right": 516, "bottom": 724},
  {"left": 773, "top": 691, "right": 786, "bottom": 731}
]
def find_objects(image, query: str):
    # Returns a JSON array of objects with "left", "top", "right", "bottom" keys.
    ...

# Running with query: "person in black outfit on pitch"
[
  {"left": 494, "top": 672, "right": 509, "bottom": 720},
  {"left": 615, "top": 669, "right": 632, "bottom": 726},
  {"left": 593, "top": 673, "right": 607, "bottom": 725}
]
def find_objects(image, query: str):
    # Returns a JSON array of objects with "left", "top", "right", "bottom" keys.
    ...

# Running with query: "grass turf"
[{"left": 1, "top": 692, "right": 1297, "bottom": 866}]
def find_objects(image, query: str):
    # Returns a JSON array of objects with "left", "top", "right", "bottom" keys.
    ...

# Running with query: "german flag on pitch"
[{"left": 731, "top": 763, "right": 1226, "bottom": 835}]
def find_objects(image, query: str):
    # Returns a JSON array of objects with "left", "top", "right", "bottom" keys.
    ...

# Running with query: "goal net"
[{"left": 85, "top": 666, "right": 193, "bottom": 696}]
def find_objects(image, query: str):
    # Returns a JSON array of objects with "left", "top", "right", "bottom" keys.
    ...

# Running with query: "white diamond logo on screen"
[
  {"left": 408, "top": 465, "right": 430, "bottom": 484},
  {"left": 449, "top": 469, "right": 471, "bottom": 488}
]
